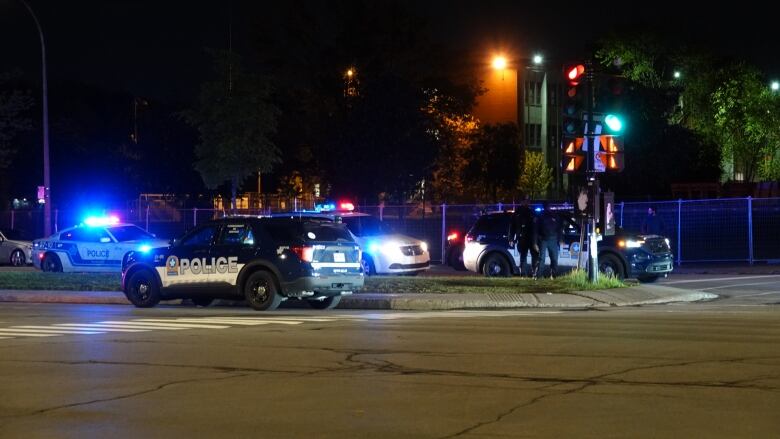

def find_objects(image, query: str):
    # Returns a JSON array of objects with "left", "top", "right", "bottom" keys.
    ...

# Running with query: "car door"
[
  {"left": 163, "top": 223, "right": 220, "bottom": 286},
  {"left": 208, "top": 221, "right": 255, "bottom": 286},
  {"left": 0, "top": 232, "right": 9, "bottom": 262},
  {"left": 65, "top": 227, "right": 116, "bottom": 270}
]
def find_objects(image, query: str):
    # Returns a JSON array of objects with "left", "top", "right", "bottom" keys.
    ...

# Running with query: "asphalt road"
[{"left": 0, "top": 273, "right": 778, "bottom": 439}]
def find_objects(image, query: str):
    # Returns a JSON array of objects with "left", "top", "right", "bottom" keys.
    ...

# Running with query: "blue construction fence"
[{"left": 2, "top": 197, "right": 778, "bottom": 264}]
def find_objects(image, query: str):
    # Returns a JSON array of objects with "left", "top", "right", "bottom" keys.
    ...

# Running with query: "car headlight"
[
  {"left": 420, "top": 242, "right": 428, "bottom": 253},
  {"left": 380, "top": 242, "right": 402, "bottom": 257}
]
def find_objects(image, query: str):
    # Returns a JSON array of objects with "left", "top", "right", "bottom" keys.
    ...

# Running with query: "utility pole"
[
  {"left": 585, "top": 60, "right": 599, "bottom": 283},
  {"left": 20, "top": 0, "right": 51, "bottom": 237}
]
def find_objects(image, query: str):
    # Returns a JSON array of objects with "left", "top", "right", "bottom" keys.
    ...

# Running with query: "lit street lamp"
[
  {"left": 491, "top": 55, "right": 507, "bottom": 70},
  {"left": 771, "top": 81, "right": 779, "bottom": 92},
  {"left": 19, "top": 0, "right": 52, "bottom": 237},
  {"left": 532, "top": 54, "right": 543, "bottom": 65},
  {"left": 673, "top": 71, "right": 681, "bottom": 79}
]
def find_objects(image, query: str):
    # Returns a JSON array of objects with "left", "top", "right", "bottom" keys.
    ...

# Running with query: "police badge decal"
[{"left": 166, "top": 256, "right": 179, "bottom": 276}]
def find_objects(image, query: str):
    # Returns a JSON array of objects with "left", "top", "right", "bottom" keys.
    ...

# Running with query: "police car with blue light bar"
[
  {"left": 32, "top": 216, "right": 168, "bottom": 273},
  {"left": 121, "top": 216, "right": 363, "bottom": 311}
]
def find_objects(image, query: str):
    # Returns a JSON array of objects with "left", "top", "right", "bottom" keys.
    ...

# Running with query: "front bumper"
[
  {"left": 373, "top": 253, "right": 430, "bottom": 274},
  {"left": 627, "top": 252, "right": 674, "bottom": 277},
  {"left": 282, "top": 274, "right": 364, "bottom": 297}
]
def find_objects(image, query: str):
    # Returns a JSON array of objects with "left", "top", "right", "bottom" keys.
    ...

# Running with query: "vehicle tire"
[
  {"left": 448, "top": 246, "right": 467, "bottom": 271},
  {"left": 244, "top": 271, "right": 282, "bottom": 311},
  {"left": 124, "top": 269, "right": 161, "bottom": 308},
  {"left": 598, "top": 254, "right": 625, "bottom": 280},
  {"left": 637, "top": 274, "right": 660, "bottom": 283},
  {"left": 41, "top": 253, "right": 62, "bottom": 272},
  {"left": 192, "top": 297, "right": 214, "bottom": 307},
  {"left": 10, "top": 249, "right": 25, "bottom": 267},
  {"left": 307, "top": 295, "right": 341, "bottom": 310},
  {"left": 361, "top": 255, "right": 376, "bottom": 276},
  {"left": 482, "top": 253, "right": 511, "bottom": 277}
]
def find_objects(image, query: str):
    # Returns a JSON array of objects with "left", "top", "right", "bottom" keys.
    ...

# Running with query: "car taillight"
[
  {"left": 291, "top": 245, "right": 314, "bottom": 262},
  {"left": 447, "top": 232, "right": 459, "bottom": 241}
]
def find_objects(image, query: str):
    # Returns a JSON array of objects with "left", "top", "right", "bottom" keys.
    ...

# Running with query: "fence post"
[
  {"left": 619, "top": 202, "right": 624, "bottom": 228},
  {"left": 145, "top": 205, "right": 150, "bottom": 232},
  {"left": 676, "top": 199, "right": 682, "bottom": 266},
  {"left": 193, "top": 208, "right": 197, "bottom": 227},
  {"left": 747, "top": 196, "right": 753, "bottom": 265},
  {"left": 441, "top": 203, "right": 446, "bottom": 265},
  {"left": 10, "top": 210, "right": 14, "bottom": 231}
]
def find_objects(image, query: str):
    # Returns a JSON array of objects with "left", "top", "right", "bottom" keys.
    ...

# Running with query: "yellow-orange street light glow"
[
  {"left": 346, "top": 68, "right": 354, "bottom": 77},
  {"left": 492, "top": 56, "right": 507, "bottom": 70}
]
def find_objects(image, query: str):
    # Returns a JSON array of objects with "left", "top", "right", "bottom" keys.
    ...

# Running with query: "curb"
[{"left": 0, "top": 285, "right": 717, "bottom": 310}]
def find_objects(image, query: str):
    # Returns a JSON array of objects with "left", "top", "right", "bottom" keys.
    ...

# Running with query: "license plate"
[{"left": 333, "top": 252, "right": 345, "bottom": 263}]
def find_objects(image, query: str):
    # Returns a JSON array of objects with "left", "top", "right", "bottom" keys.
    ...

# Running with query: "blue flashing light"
[
  {"left": 315, "top": 203, "right": 336, "bottom": 212},
  {"left": 367, "top": 241, "right": 380, "bottom": 255},
  {"left": 138, "top": 244, "right": 152, "bottom": 253},
  {"left": 534, "top": 207, "right": 543, "bottom": 213},
  {"left": 84, "top": 215, "right": 120, "bottom": 227}
]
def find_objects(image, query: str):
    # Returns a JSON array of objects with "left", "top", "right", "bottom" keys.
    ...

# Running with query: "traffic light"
[
  {"left": 562, "top": 64, "right": 586, "bottom": 137},
  {"left": 595, "top": 134, "right": 624, "bottom": 172},
  {"left": 596, "top": 76, "right": 626, "bottom": 135},
  {"left": 562, "top": 136, "right": 585, "bottom": 173},
  {"left": 561, "top": 64, "right": 587, "bottom": 174}
]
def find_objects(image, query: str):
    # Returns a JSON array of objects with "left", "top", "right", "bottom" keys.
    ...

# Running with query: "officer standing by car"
[
  {"left": 534, "top": 201, "right": 563, "bottom": 279},
  {"left": 510, "top": 196, "right": 538, "bottom": 276}
]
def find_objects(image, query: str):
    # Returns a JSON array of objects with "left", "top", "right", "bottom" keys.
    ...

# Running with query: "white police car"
[
  {"left": 32, "top": 216, "right": 169, "bottom": 273},
  {"left": 275, "top": 203, "right": 430, "bottom": 276}
]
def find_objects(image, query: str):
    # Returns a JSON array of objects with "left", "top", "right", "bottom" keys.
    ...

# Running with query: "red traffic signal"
[{"left": 566, "top": 64, "right": 586, "bottom": 83}]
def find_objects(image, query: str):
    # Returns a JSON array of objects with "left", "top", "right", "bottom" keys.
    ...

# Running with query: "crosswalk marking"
[{"left": 0, "top": 310, "right": 560, "bottom": 341}]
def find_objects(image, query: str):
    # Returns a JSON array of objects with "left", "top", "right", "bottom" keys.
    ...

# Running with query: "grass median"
[{"left": 0, "top": 269, "right": 627, "bottom": 294}]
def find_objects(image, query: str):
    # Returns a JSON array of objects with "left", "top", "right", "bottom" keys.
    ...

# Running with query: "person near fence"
[
  {"left": 641, "top": 206, "right": 666, "bottom": 235},
  {"left": 510, "top": 197, "right": 538, "bottom": 277},
  {"left": 534, "top": 201, "right": 563, "bottom": 279}
]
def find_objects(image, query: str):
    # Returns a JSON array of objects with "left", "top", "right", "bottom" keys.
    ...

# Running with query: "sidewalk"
[{"left": 0, "top": 285, "right": 717, "bottom": 310}]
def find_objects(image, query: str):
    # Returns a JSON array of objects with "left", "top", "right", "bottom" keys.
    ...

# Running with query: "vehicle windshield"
[
  {"left": 108, "top": 225, "right": 156, "bottom": 242},
  {"left": 342, "top": 216, "right": 393, "bottom": 237}
]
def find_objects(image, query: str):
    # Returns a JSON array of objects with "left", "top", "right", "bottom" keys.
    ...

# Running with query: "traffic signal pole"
[{"left": 585, "top": 61, "right": 599, "bottom": 283}]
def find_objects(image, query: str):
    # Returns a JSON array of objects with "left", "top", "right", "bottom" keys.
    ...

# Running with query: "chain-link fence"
[{"left": 2, "top": 197, "right": 778, "bottom": 264}]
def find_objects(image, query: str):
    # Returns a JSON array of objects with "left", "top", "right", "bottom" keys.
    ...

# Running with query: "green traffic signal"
[{"left": 604, "top": 114, "right": 623, "bottom": 132}]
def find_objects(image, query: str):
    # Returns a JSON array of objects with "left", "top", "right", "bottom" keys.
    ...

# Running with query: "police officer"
[
  {"left": 510, "top": 196, "right": 538, "bottom": 277},
  {"left": 535, "top": 201, "right": 563, "bottom": 279}
]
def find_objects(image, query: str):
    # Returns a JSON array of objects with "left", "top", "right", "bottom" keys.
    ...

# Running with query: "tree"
[
  {"left": 518, "top": 151, "right": 553, "bottom": 199},
  {"left": 464, "top": 123, "right": 521, "bottom": 203},
  {"left": 0, "top": 72, "right": 33, "bottom": 170},
  {"left": 181, "top": 50, "right": 280, "bottom": 209}
]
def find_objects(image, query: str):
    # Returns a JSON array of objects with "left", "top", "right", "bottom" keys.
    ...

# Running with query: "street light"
[
  {"left": 532, "top": 54, "right": 543, "bottom": 65},
  {"left": 491, "top": 55, "right": 507, "bottom": 70},
  {"left": 673, "top": 71, "right": 681, "bottom": 79},
  {"left": 19, "top": 0, "right": 52, "bottom": 237},
  {"left": 771, "top": 81, "right": 779, "bottom": 92}
]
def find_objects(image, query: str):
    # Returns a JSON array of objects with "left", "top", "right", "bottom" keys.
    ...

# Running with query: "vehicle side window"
[
  {"left": 60, "top": 228, "right": 112, "bottom": 243},
  {"left": 179, "top": 225, "right": 218, "bottom": 247},
  {"left": 219, "top": 223, "right": 255, "bottom": 246},
  {"left": 474, "top": 216, "right": 510, "bottom": 236}
]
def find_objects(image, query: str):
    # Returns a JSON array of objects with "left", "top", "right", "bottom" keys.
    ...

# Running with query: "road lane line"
[
  {"left": 73, "top": 323, "right": 185, "bottom": 331},
  {"left": 665, "top": 275, "right": 780, "bottom": 285},
  {"left": 7, "top": 327, "right": 104, "bottom": 335},
  {"left": 54, "top": 324, "right": 149, "bottom": 332},
  {"left": 141, "top": 319, "right": 273, "bottom": 326},
  {"left": 0, "top": 332, "right": 59, "bottom": 337},
  {"left": 736, "top": 291, "right": 780, "bottom": 298},
  {"left": 701, "top": 281, "right": 780, "bottom": 290},
  {"left": 113, "top": 320, "right": 230, "bottom": 329}
]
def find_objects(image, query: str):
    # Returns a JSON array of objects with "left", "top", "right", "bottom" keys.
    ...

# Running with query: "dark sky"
[{"left": 1, "top": 0, "right": 776, "bottom": 103}]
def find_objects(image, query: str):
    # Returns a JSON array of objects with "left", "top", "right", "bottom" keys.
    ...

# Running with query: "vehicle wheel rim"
[
  {"left": 11, "top": 251, "right": 22, "bottom": 266},
  {"left": 488, "top": 261, "right": 502, "bottom": 276},
  {"left": 600, "top": 263, "right": 615, "bottom": 277},
  {"left": 134, "top": 279, "right": 150, "bottom": 301},
  {"left": 250, "top": 280, "right": 269, "bottom": 304}
]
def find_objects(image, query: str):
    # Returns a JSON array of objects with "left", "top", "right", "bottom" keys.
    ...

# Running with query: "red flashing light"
[
  {"left": 291, "top": 245, "right": 315, "bottom": 263},
  {"left": 339, "top": 202, "right": 355, "bottom": 211},
  {"left": 447, "top": 232, "right": 459, "bottom": 241}
]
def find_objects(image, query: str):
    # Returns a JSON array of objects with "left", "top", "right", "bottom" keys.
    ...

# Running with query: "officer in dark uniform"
[
  {"left": 511, "top": 197, "right": 538, "bottom": 277},
  {"left": 535, "top": 201, "right": 564, "bottom": 279}
]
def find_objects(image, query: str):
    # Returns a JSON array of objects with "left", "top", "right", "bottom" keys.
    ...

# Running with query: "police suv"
[
  {"left": 121, "top": 216, "right": 363, "bottom": 311},
  {"left": 462, "top": 210, "right": 673, "bottom": 281},
  {"left": 32, "top": 217, "right": 168, "bottom": 272}
]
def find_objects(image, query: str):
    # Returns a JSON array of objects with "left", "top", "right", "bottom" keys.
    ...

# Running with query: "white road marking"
[
  {"left": 664, "top": 275, "right": 780, "bottom": 285},
  {"left": 735, "top": 291, "right": 780, "bottom": 298},
  {"left": 141, "top": 318, "right": 274, "bottom": 326},
  {"left": 8, "top": 327, "right": 104, "bottom": 335},
  {"left": 701, "top": 281, "right": 780, "bottom": 290},
  {"left": 104, "top": 320, "right": 230, "bottom": 329},
  {"left": 54, "top": 324, "right": 149, "bottom": 332},
  {"left": 0, "top": 332, "right": 59, "bottom": 337}
]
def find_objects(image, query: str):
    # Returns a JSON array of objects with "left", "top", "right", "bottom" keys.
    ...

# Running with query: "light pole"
[{"left": 19, "top": 0, "right": 51, "bottom": 236}]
